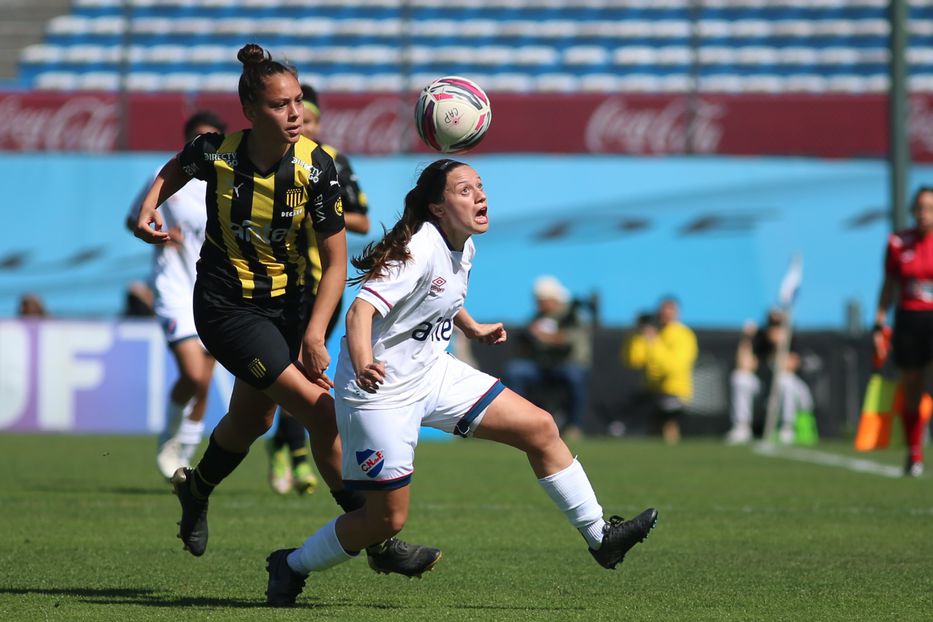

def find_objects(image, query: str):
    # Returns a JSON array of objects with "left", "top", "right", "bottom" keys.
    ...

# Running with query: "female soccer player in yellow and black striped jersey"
[{"left": 133, "top": 43, "right": 439, "bottom": 577}]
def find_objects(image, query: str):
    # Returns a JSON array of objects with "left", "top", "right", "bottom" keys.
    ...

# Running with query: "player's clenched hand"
[
  {"left": 472, "top": 322, "right": 507, "bottom": 345},
  {"left": 356, "top": 360, "right": 386, "bottom": 393},
  {"left": 134, "top": 205, "right": 171, "bottom": 245},
  {"left": 301, "top": 338, "right": 333, "bottom": 389}
]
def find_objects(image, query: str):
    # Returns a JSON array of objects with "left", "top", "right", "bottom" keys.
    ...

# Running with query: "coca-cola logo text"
[
  {"left": 909, "top": 97, "right": 933, "bottom": 155},
  {"left": 320, "top": 98, "right": 409, "bottom": 154},
  {"left": 584, "top": 98, "right": 724, "bottom": 154},
  {"left": 0, "top": 96, "right": 119, "bottom": 152}
]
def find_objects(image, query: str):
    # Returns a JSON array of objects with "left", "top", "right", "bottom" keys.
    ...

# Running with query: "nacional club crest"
[{"left": 355, "top": 449, "right": 385, "bottom": 478}]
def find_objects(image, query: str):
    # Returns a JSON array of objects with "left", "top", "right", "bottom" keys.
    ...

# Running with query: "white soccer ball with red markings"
[{"left": 415, "top": 76, "right": 492, "bottom": 154}]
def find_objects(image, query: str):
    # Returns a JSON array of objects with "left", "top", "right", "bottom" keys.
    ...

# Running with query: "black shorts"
[
  {"left": 193, "top": 283, "right": 312, "bottom": 389},
  {"left": 893, "top": 308, "right": 933, "bottom": 370}
]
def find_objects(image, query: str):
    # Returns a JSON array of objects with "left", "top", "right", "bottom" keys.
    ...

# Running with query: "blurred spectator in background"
[
  {"left": 18, "top": 293, "right": 47, "bottom": 317},
  {"left": 123, "top": 281, "right": 155, "bottom": 317},
  {"left": 621, "top": 297, "right": 697, "bottom": 444},
  {"left": 873, "top": 186, "right": 933, "bottom": 477},
  {"left": 505, "top": 275, "right": 592, "bottom": 439},
  {"left": 125, "top": 110, "right": 225, "bottom": 479},
  {"left": 725, "top": 309, "right": 813, "bottom": 445}
]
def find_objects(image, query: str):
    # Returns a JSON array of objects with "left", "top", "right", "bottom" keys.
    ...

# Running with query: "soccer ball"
[{"left": 415, "top": 76, "right": 492, "bottom": 154}]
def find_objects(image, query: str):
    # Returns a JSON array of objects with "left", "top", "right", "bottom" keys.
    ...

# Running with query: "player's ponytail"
[
  {"left": 349, "top": 159, "right": 465, "bottom": 285},
  {"left": 236, "top": 43, "right": 297, "bottom": 105}
]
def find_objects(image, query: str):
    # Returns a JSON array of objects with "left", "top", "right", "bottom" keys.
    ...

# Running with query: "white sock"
[
  {"left": 177, "top": 418, "right": 205, "bottom": 446},
  {"left": 287, "top": 517, "right": 357, "bottom": 575},
  {"left": 158, "top": 399, "right": 189, "bottom": 444},
  {"left": 538, "top": 458, "right": 606, "bottom": 549}
]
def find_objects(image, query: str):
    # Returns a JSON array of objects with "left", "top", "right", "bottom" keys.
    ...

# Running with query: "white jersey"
[
  {"left": 336, "top": 222, "right": 474, "bottom": 409},
  {"left": 129, "top": 173, "right": 207, "bottom": 316}
]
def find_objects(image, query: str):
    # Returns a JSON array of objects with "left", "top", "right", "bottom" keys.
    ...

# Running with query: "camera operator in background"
[
  {"left": 725, "top": 309, "right": 813, "bottom": 445},
  {"left": 621, "top": 297, "right": 697, "bottom": 444},
  {"left": 504, "top": 276, "right": 592, "bottom": 440}
]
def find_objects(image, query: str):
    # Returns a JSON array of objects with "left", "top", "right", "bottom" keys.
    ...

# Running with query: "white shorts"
[
  {"left": 155, "top": 298, "right": 199, "bottom": 346},
  {"left": 336, "top": 354, "right": 504, "bottom": 491}
]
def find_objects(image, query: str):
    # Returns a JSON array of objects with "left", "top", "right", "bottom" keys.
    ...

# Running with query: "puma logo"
[{"left": 232, "top": 182, "right": 244, "bottom": 198}]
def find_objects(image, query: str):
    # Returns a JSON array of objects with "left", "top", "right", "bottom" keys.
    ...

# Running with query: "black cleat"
[
  {"left": 171, "top": 467, "right": 209, "bottom": 557},
  {"left": 589, "top": 508, "right": 658, "bottom": 570},
  {"left": 366, "top": 537, "right": 442, "bottom": 578},
  {"left": 266, "top": 548, "right": 307, "bottom": 607}
]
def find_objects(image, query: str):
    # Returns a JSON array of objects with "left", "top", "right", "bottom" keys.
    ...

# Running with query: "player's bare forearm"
[
  {"left": 134, "top": 157, "right": 192, "bottom": 244},
  {"left": 344, "top": 212, "right": 370, "bottom": 235},
  {"left": 875, "top": 277, "right": 896, "bottom": 326},
  {"left": 455, "top": 309, "right": 506, "bottom": 344},
  {"left": 305, "top": 229, "right": 348, "bottom": 345},
  {"left": 345, "top": 298, "right": 377, "bottom": 371},
  {"left": 345, "top": 298, "right": 385, "bottom": 392}
]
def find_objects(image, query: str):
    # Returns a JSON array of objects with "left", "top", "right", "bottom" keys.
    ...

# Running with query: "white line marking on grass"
[{"left": 752, "top": 444, "right": 904, "bottom": 478}]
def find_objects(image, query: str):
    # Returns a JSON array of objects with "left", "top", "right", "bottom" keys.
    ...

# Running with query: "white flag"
[{"left": 778, "top": 254, "right": 803, "bottom": 309}]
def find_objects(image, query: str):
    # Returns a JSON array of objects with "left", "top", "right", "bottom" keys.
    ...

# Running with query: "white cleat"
[
  {"left": 157, "top": 437, "right": 184, "bottom": 480},
  {"left": 725, "top": 425, "right": 752, "bottom": 445}
]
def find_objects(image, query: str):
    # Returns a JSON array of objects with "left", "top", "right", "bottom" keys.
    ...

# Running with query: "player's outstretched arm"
[
  {"left": 133, "top": 157, "right": 191, "bottom": 245},
  {"left": 454, "top": 308, "right": 507, "bottom": 345}
]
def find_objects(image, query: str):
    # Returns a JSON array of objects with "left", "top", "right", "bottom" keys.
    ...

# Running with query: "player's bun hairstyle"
[
  {"left": 183, "top": 110, "right": 226, "bottom": 141},
  {"left": 236, "top": 43, "right": 297, "bottom": 105},
  {"left": 349, "top": 158, "right": 466, "bottom": 286}
]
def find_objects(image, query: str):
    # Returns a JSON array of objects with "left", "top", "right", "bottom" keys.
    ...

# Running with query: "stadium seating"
[{"left": 12, "top": 0, "right": 933, "bottom": 92}]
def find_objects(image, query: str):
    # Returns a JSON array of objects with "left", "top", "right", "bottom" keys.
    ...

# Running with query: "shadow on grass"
[
  {"left": 0, "top": 586, "right": 260, "bottom": 609},
  {"left": 1, "top": 587, "right": 586, "bottom": 612},
  {"left": 29, "top": 485, "right": 169, "bottom": 497}
]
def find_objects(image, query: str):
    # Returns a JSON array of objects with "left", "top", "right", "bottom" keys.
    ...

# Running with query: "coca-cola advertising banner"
[{"left": 2, "top": 90, "right": 932, "bottom": 159}]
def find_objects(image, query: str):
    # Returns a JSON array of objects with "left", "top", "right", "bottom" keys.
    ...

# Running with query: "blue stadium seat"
[{"left": 12, "top": 0, "right": 933, "bottom": 93}]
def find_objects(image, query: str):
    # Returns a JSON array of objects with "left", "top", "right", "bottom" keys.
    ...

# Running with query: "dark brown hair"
[
  {"left": 349, "top": 159, "right": 466, "bottom": 285},
  {"left": 236, "top": 43, "right": 297, "bottom": 105}
]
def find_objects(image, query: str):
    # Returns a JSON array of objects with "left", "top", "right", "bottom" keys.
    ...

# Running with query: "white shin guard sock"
[
  {"left": 177, "top": 418, "right": 205, "bottom": 446},
  {"left": 538, "top": 458, "right": 606, "bottom": 549},
  {"left": 287, "top": 517, "right": 357, "bottom": 575},
  {"left": 159, "top": 399, "right": 188, "bottom": 444}
]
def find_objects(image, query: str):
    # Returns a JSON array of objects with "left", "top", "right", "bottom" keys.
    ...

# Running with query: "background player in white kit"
[
  {"left": 264, "top": 159, "right": 658, "bottom": 606},
  {"left": 126, "top": 111, "right": 226, "bottom": 479}
]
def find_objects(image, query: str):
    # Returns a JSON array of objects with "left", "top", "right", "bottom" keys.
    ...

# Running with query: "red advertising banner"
[{"left": 0, "top": 90, "right": 926, "bottom": 160}]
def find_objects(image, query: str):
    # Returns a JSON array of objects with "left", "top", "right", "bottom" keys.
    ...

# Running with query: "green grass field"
[{"left": 1, "top": 434, "right": 930, "bottom": 621}]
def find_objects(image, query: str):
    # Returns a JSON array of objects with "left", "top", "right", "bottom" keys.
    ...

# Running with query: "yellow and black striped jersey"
[{"left": 179, "top": 130, "right": 344, "bottom": 300}]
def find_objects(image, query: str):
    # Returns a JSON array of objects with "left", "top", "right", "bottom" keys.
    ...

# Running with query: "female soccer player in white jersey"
[
  {"left": 127, "top": 111, "right": 225, "bottom": 480},
  {"left": 264, "top": 158, "right": 658, "bottom": 606}
]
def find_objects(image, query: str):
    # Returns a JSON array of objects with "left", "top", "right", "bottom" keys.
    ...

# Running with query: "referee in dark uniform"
[{"left": 134, "top": 43, "right": 440, "bottom": 576}]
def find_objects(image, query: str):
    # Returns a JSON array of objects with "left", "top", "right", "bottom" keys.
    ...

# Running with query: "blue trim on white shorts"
[
  {"left": 167, "top": 334, "right": 200, "bottom": 347},
  {"left": 454, "top": 380, "right": 505, "bottom": 437},
  {"left": 344, "top": 471, "right": 413, "bottom": 491}
]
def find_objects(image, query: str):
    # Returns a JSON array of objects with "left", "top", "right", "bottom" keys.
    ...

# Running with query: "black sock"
[
  {"left": 279, "top": 412, "right": 308, "bottom": 456},
  {"left": 271, "top": 409, "right": 289, "bottom": 450},
  {"left": 331, "top": 489, "right": 366, "bottom": 513},
  {"left": 291, "top": 446, "right": 309, "bottom": 467},
  {"left": 191, "top": 432, "right": 248, "bottom": 498}
]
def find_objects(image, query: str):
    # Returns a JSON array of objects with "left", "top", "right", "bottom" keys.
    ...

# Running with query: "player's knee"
[
  {"left": 367, "top": 505, "right": 408, "bottom": 539},
  {"left": 525, "top": 407, "right": 561, "bottom": 451}
]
